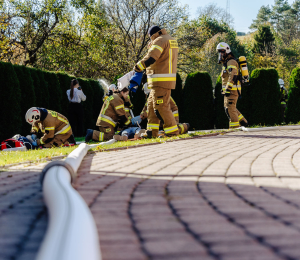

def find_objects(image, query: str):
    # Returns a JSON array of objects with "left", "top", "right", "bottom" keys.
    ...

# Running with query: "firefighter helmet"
[
  {"left": 109, "top": 84, "right": 116, "bottom": 92},
  {"left": 143, "top": 83, "right": 151, "bottom": 95},
  {"left": 25, "top": 107, "right": 41, "bottom": 125},
  {"left": 278, "top": 79, "right": 284, "bottom": 86},
  {"left": 216, "top": 42, "right": 231, "bottom": 54}
]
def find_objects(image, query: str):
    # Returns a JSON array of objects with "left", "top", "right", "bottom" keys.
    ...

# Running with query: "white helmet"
[
  {"left": 216, "top": 42, "right": 231, "bottom": 54},
  {"left": 278, "top": 79, "right": 284, "bottom": 86},
  {"left": 109, "top": 84, "right": 116, "bottom": 92},
  {"left": 143, "top": 83, "right": 151, "bottom": 95},
  {"left": 25, "top": 107, "right": 40, "bottom": 125}
]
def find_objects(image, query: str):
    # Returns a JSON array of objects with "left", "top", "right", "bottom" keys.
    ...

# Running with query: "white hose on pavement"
[{"left": 36, "top": 139, "right": 118, "bottom": 260}]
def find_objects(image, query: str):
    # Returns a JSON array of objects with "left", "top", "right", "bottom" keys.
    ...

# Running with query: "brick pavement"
[
  {"left": 76, "top": 130, "right": 300, "bottom": 260},
  {"left": 0, "top": 163, "right": 48, "bottom": 260},
  {"left": 2, "top": 130, "right": 300, "bottom": 259}
]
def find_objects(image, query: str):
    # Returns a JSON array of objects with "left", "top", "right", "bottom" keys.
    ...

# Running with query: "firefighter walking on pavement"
[
  {"left": 279, "top": 78, "right": 288, "bottom": 123},
  {"left": 129, "top": 25, "right": 179, "bottom": 138},
  {"left": 217, "top": 42, "right": 248, "bottom": 129}
]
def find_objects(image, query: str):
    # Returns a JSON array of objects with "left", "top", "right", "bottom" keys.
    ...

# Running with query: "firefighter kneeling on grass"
[
  {"left": 25, "top": 107, "right": 73, "bottom": 148},
  {"left": 85, "top": 84, "right": 131, "bottom": 142},
  {"left": 217, "top": 42, "right": 248, "bottom": 129}
]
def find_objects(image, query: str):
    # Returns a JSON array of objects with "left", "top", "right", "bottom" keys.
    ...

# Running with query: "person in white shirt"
[{"left": 66, "top": 79, "right": 86, "bottom": 136}]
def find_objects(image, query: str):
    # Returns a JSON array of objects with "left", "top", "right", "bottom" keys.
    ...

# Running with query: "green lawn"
[{"left": 0, "top": 130, "right": 225, "bottom": 167}]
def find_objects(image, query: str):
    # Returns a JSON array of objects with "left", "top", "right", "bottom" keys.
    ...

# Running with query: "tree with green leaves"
[
  {"left": 250, "top": 5, "right": 272, "bottom": 30},
  {"left": 182, "top": 72, "right": 214, "bottom": 130},
  {"left": 253, "top": 25, "right": 275, "bottom": 55}
]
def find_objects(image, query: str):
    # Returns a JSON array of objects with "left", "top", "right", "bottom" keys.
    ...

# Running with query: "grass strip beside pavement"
[
  {"left": 90, "top": 130, "right": 226, "bottom": 152},
  {"left": 0, "top": 130, "right": 226, "bottom": 167},
  {"left": 0, "top": 146, "right": 79, "bottom": 168}
]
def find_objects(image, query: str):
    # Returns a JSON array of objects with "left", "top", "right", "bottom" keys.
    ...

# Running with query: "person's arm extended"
[{"left": 134, "top": 38, "right": 165, "bottom": 72}]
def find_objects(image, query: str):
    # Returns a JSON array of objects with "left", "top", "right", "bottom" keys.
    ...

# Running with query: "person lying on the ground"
[
  {"left": 25, "top": 107, "right": 74, "bottom": 148},
  {"left": 85, "top": 84, "right": 132, "bottom": 142}
]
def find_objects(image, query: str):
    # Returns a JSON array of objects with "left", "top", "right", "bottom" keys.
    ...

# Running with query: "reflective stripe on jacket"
[
  {"left": 135, "top": 29, "right": 179, "bottom": 90},
  {"left": 96, "top": 93, "right": 130, "bottom": 128}
]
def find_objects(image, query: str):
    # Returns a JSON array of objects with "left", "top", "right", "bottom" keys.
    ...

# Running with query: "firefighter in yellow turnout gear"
[
  {"left": 217, "top": 42, "right": 248, "bottom": 129},
  {"left": 131, "top": 26, "right": 179, "bottom": 138},
  {"left": 85, "top": 87, "right": 131, "bottom": 142},
  {"left": 25, "top": 107, "right": 73, "bottom": 148}
]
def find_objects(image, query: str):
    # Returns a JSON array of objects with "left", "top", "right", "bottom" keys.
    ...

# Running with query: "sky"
[{"left": 179, "top": 0, "right": 295, "bottom": 32}]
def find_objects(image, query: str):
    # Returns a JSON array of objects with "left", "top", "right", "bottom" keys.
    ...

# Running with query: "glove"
[
  {"left": 31, "top": 134, "right": 37, "bottom": 141},
  {"left": 129, "top": 83, "right": 138, "bottom": 93},
  {"left": 31, "top": 141, "right": 37, "bottom": 147},
  {"left": 129, "top": 71, "right": 143, "bottom": 92},
  {"left": 131, "top": 116, "right": 142, "bottom": 126}
]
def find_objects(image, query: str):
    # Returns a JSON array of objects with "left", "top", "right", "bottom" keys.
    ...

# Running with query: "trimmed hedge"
[
  {"left": 28, "top": 68, "right": 50, "bottom": 109},
  {"left": 182, "top": 72, "right": 214, "bottom": 130},
  {"left": 78, "top": 78, "right": 94, "bottom": 130},
  {"left": 0, "top": 62, "right": 104, "bottom": 141},
  {"left": 56, "top": 72, "right": 73, "bottom": 117},
  {"left": 89, "top": 79, "right": 104, "bottom": 124},
  {"left": 13, "top": 65, "right": 36, "bottom": 135},
  {"left": 0, "top": 62, "right": 21, "bottom": 140},
  {"left": 171, "top": 73, "right": 184, "bottom": 113},
  {"left": 286, "top": 68, "right": 300, "bottom": 123},
  {"left": 43, "top": 71, "right": 62, "bottom": 113},
  {"left": 214, "top": 75, "right": 228, "bottom": 129},
  {"left": 247, "top": 68, "right": 281, "bottom": 125}
]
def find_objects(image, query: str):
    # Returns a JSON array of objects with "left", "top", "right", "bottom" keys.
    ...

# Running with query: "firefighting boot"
[
  {"left": 113, "top": 135, "right": 128, "bottom": 141},
  {"left": 239, "top": 121, "right": 248, "bottom": 127},
  {"left": 85, "top": 129, "right": 93, "bottom": 142},
  {"left": 141, "top": 130, "right": 153, "bottom": 139}
]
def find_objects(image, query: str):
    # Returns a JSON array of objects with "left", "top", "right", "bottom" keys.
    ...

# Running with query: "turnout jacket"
[
  {"left": 280, "top": 86, "right": 288, "bottom": 105},
  {"left": 221, "top": 56, "right": 241, "bottom": 96},
  {"left": 124, "top": 96, "right": 134, "bottom": 120},
  {"left": 134, "top": 29, "right": 179, "bottom": 90},
  {"left": 96, "top": 93, "right": 131, "bottom": 128},
  {"left": 31, "top": 109, "right": 71, "bottom": 145}
]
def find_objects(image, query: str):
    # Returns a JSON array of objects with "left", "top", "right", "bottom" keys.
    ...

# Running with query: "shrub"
[
  {"left": 13, "top": 65, "right": 36, "bottom": 135},
  {"left": 43, "top": 71, "right": 62, "bottom": 113},
  {"left": 286, "top": 68, "right": 300, "bottom": 123},
  {"left": 89, "top": 79, "right": 104, "bottom": 124},
  {"left": 214, "top": 75, "right": 228, "bottom": 129},
  {"left": 28, "top": 68, "right": 50, "bottom": 109},
  {"left": 247, "top": 68, "right": 281, "bottom": 125},
  {"left": 0, "top": 62, "right": 21, "bottom": 141},
  {"left": 171, "top": 73, "right": 184, "bottom": 114},
  {"left": 56, "top": 72, "right": 72, "bottom": 117},
  {"left": 77, "top": 78, "right": 94, "bottom": 130},
  {"left": 182, "top": 72, "right": 214, "bottom": 130}
]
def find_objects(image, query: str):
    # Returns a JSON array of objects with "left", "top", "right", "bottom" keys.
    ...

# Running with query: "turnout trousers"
[
  {"left": 147, "top": 87, "right": 179, "bottom": 137},
  {"left": 42, "top": 129, "right": 72, "bottom": 148},
  {"left": 92, "top": 124, "right": 115, "bottom": 142},
  {"left": 224, "top": 95, "right": 248, "bottom": 128}
]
